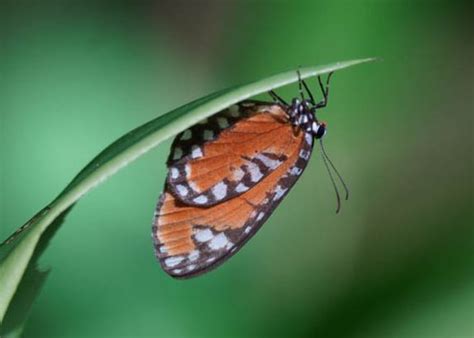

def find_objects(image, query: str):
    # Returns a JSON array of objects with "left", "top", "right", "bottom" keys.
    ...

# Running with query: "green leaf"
[
  {"left": 0, "top": 58, "right": 375, "bottom": 326},
  {"left": 0, "top": 207, "right": 73, "bottom": 337}
]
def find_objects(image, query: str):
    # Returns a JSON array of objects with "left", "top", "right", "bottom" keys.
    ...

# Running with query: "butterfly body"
[{"left": 152, "top": 98, "right": 327, "bottom": 278}]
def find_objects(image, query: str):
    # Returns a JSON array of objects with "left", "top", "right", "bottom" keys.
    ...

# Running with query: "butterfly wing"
[
  {"left": 166, "top": 102, "right": 296, "bottom": 207},
  {"left": 153, "top": 106, "right": 314, "bottom": 278}
]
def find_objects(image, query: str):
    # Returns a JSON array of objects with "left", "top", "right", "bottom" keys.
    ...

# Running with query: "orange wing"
[
  {"left": 153, "top": 104, "right": 314, "bottom": 278},
  {"left": 166, "top": 103, "right": 296, "bottom": 206}
]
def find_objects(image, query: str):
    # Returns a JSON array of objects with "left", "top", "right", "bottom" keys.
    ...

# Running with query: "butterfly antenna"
[
  {"left": 320, "top": 139, "right": 349, "bottom": 201},
  {"left": 320, "top": 140, "right": 342, "bottom": 213}
]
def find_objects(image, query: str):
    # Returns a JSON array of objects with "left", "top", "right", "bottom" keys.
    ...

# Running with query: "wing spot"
[
  {"left": 247, "top": 162, "right": 263, "bottom": 182},
  {"left": 203, "top": 129, "right": 215, "bottom": 140},
  {"left": 290, "top": 166, "right": 303, "bottom": 176},
  {"left": 236, "top": 183, "right": 249, "bottom": 192},
  {"left": 217, "top": 117, "right": 229, "bottom": 129},
  {"left": 188, "top": 250, "right": 200, "bottom": 261},
  {"left": 164, "top": 256, "right": 184, "bottom": 267},
  {"left": 274, "top": 185, "right": 288, "bottom": 200},
  {"left": 191, "top": 146, "right": 203, "bottom": 159},
  {"left": 185, "top": 164, "right": 191, "bottom": 177},
  {"left": 187, "top": 264, "right": 197, "bottom": 271},
  {"left": 255, "top": 154, "right": 282, "bottom": 169},
  {"left": 305, "top": 132, "right": 313, "bottom": 145},
  {"left": 232, "top": 167, "right": 245, "bottom": 181},
  {"left": 176, "top": 184, "right": 189, "bottom": 196},
  {"left": 244, "top": 226, "right": 251, "bottom": 234},
  {"left": 170, "top": 167, "right": 180, "bottom": 179},
  {"left": 195, "top": 228, "right": 213, "bottom": 242},
  {"left": 189, "top": 181, "right": 200, "bottom": 193},
  {"left": 212, "top": 181, "right": 228, "bottom": 201},
  {"left": 180, "top": 129, "right": 192, "bottom": 141},
  {"left": 173, "top": 147, "right": 183, "bottom": 160},
  {"left": 299, "top": 149, "right": 311, "bottom": 160},
  {"left": 256, "top": 212, "right": 265, "bottom": 221},
  {"left": 193, "top": 195, "right": 208, "bottom": 204},
  {"left": 229, "top": 105, "right": 240, "bottom": 117},
  {"left": 208, "top": 233, "right": 230, "bottom": 250},
  {"left": 172, "top": 268, "right": 182, "bottom": 274}
]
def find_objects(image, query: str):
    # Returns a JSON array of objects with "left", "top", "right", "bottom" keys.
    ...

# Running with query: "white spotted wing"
[
  {"left": 153, "top": 103, "right": 314, "bottom": 278},
  {"left": 166, "top": 102, "right": 299, "bottom": 207}
]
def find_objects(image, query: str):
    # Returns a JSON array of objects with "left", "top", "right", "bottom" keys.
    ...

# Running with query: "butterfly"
[{"left": 152, "top": 71, "right": 348, "bottom": 278}]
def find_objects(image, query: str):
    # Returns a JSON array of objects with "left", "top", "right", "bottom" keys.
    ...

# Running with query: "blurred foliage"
[{"left": 1, "top": 0, "right": 472, "bottom": 337}]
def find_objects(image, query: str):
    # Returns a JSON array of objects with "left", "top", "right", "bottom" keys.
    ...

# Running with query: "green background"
[{"left": 1, "top": 1, "right": 472, "bottom": 337}]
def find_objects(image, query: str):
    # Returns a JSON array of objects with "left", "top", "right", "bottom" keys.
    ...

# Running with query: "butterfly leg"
[
  {"left": 297, "top": 69, "right": 306, "bottom": 101},
  {"left": 315, "top": 72, "right": 334, "bottom": 109},
  {"left": 268, "top": 90, "right": 288, "bottom": 105},
  {"left": 300, "top": 77, "right": 316, "bottom": 105},
  {"left": 297, "top": 69, "right": 318, "bottom": 105}
]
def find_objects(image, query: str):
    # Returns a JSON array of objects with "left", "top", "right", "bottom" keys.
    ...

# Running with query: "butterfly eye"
[{"left": 314, "top": 122, "right": 326, "bottom": 139}]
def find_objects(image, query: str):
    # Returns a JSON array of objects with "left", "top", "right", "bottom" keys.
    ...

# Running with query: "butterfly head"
[{"left": 288, "top": 98, "right": 327, "bottom": 139}]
